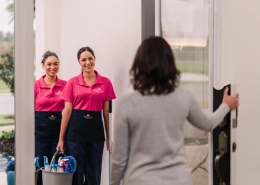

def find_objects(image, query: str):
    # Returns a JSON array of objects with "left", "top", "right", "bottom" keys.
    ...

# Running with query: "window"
[{"left": 160, "top": 0, "right": 210, "bottom": 184}]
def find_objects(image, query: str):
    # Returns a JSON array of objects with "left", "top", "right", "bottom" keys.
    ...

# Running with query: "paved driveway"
[{"left": 0, "top": 95, "right": 14, "bottom": 114}]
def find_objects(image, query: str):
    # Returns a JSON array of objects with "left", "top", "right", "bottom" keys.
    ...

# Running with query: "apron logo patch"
[
  {"left": 48, "top": 115, "right": 57, "bottom": 120},
  {"left": 84, "top": 114, "right": 93, "bottom": 119}
]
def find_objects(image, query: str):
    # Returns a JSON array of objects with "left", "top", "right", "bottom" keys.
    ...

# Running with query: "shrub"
[
  {"left": 0, "top": 130, "right": 15, "bottom": 140},
  {"left": 0, "top": 130, "right": 14, "bottom": 157},
  {"left": 0, "top": 48, "right": 14, "bottom": 94}
]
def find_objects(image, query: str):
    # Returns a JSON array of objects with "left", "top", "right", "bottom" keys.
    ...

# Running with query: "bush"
[
  {"left": 0, "top": 130, "right": 14, "bottom": 140},
  {"left": 0, "top": 130, "right": 14, "bottom": 157},
  {"left": 0, "top": 48, "right": 14, "bottom": 94}
]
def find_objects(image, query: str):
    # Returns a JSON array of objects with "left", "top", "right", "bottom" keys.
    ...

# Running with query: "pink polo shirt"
[
  {"left": 61, "top": 71, "right": 116, "bottom": 111},
  {"left": 34, "top": 75, "right": 67, "bottom": 111}
]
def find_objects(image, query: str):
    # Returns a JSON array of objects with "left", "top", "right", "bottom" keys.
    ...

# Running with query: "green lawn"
[
  {"left": 0, "top": 80, "right": 10, "bottom": 93},
  {"left": 0, "top": 80, "right": 9, "bottom": 89},
  {"left": 179, "top": 81, "right": 208, "bottom": 86},
  {"left": 176, "top": 61, "right": 208, "bottom": 74},
  {"left": 0, "top": 114, "right": 14, "bottom": 126}
]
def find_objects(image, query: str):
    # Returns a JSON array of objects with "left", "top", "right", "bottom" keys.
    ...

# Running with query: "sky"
[{"left": 0, "top": 0, "right": 14, "bottom": 33}]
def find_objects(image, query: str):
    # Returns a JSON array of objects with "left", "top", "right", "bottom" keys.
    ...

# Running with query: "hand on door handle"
[
  {"left": 222, "top": 87, "right": 239, "bottom": 110},
  {"left": 215, "top": 131, "right": 228, "bottom": 185}
]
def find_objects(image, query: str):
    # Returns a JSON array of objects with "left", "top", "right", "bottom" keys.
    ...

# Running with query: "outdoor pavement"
[
  {"left": 0, "top": 94, "right": 14, "bottom": 115},
  {"left": 0, "top": 154, "right": 7, "bottom": 185},
  {"left": 0, "top": 125, "right": 14, "bottom": 133}
]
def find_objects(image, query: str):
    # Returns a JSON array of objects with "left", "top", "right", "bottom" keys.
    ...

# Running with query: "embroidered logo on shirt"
[
  {"left": 93, "top": 88, "right": 103, "bottom": 93},
  {"left": 55, "top": 91, "right": 62, "bottom": 96},
  {"left": 48, "top": 115, "right": 57, "bottom": 120},
  {"left": 84, "top": 114, "right": 93, "bottom": 119}
]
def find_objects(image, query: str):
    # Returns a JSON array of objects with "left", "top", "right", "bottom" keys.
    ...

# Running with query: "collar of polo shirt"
[
  {"left": 75, "top": 70, "right": 104, "bottom": 86},
  {"left": 39, "top": 74, "right": 63, "bottom": 88}
]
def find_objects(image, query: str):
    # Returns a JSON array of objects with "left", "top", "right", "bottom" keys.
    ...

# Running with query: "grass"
[
  {"left": 0, "top": 80, "right": 9, "bottom": 90},
  {"left": 0, "top": 114, "right": 14, "bottom": 126},
  {"left": 0, "top": 41, "right": 13, "bottom": 55},
  {"left": 0, "top": 80, "right": 11, "bottom": 94},
  {"left": 179, "top": 81, "right": 208, "bottom": 86},
  {"left": 176, "top": 61, "right": 209, "bottom": 74}
]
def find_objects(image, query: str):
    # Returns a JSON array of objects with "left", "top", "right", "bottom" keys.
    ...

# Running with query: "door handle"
[{"left": 215, "top": 131, "right": 228, "bottom": 185}]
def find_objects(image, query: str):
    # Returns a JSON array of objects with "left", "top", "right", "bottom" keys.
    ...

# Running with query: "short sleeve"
[
  {"left": 34, "top": 81, "right": 38, "bottom": 109},
  {"left": 34, "top": 81, "right": 38, "bottom": 99},
  {"left": 105, "top": 79, "right": 116, "bottom": 102},
  {"left": 60, "top": 79, "right": 74, "bottom": 103}
]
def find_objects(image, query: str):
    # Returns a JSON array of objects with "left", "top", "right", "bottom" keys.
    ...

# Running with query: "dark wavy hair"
[
  {"left": 77, "top": 46, "right": 95, "bottom": 60},
  {"left": 130, "top": 36, "right": 180, "bottom": 95},
  {"left": 41, "top": 50, "right": 59, "bottom": 64}
]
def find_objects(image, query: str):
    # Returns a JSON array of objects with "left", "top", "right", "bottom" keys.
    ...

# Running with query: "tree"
[
  {"left": 0, "top": 48, "right": 14, "bottom": 94},
  {"left": 6, "top": 0, "right": 14, "bottom": 24},
  {"left": 6, "top": 0, "right": 35, "bottom": 24},
  {"left": 0, "top": 31, "right": 3, "bottom": 41},
  {"left": 3, "top": 32, "right": 14, "bottom": 42}
]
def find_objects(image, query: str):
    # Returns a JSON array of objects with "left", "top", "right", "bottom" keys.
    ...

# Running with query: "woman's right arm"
[
  {"left": 56, "top": 101, "right": 72, "bottom": 152},
  {"left": 187, "top": 87, "right": 239, "bottom": 132}
]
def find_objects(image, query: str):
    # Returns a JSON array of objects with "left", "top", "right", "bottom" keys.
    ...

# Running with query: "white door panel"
[{"left": 213, "top": 0, "right": 260, "bottom": 184}]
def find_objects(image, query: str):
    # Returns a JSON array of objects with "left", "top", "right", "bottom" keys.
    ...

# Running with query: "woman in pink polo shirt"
[
  {"left": 57, "top": 47, "right": 116, "bottom": 185},
  {"left": 34, "top": 51, "right": 67, "bottom": 185}
]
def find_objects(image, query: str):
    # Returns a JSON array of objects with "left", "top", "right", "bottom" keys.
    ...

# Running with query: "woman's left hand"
[{"left": 106, "top": 140, "right": 111, "bottom": 153}]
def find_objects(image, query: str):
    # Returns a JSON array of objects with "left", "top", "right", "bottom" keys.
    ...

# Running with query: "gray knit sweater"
[{"left": 111, "top": 87, "right": 230, "bottom": 185}]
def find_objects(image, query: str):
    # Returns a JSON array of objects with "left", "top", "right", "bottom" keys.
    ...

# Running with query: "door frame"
[{"left": 14, "top": 0, "right": 35, "bottom": 184}]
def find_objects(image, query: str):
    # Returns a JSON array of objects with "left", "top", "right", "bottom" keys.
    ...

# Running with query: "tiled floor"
[
  {"left": 0, "top": 172, "right": 7, "bottom": 185},
  {"left": 185, "top": 144, "right": 209, "bottom": 185}
]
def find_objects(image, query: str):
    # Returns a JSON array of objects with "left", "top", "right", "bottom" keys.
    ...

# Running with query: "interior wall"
[
  {"left": 35, "top": 0, "right": 141, "bottom": 184},
  {"left": 215, "top": 0, "right": 260, "bottom": 184}
]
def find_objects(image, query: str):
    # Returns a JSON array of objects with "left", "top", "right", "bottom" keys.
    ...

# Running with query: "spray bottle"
[
  {"left": 35, "top": 157, "right": 40, "bottom": 171},
  {"left": 6, "top": 156, "right": 12, "bottom": 164},
  {"left": 43, "top": 156, "right": 50, "bottom": 171},
  {"left": 5, "top": 156, "right": 15, "bottom": 173},
  {"left": 51, "top": 159, "right": 57, "bottom": 172},
  {"left": 57, "top": 157, "right": 64, "bottom": 173}
]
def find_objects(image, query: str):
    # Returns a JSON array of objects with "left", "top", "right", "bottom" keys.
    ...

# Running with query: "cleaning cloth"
[{"left": 63, "top": 156, "right": 76, "bottom": 174}]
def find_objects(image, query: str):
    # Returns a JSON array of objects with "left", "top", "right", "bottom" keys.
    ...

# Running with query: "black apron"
[
  {"left": 35, "top": 111, "right": 62, "bottom": 142},
  {"left": 65, "top": 110, "right": 105, "bottom": 142}
]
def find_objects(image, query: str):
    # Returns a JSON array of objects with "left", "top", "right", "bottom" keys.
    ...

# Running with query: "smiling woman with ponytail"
[{"left": 56, "top": 46, "right": 116, "bottom": 185}]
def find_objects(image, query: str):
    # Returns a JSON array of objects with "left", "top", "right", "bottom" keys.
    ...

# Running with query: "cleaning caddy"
[{"left": 41, "top": 150, "right": 76, "bottom": 185}]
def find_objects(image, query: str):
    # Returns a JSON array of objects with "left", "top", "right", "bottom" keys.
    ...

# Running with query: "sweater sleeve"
[
  {"left": 187, "top": 91, "right": 230, "bottom": 131},
  {"left": 111, "top": 100, "right": 129, "bottom": 185}
]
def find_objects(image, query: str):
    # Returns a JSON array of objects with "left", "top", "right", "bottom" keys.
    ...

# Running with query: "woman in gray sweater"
[{"left": 111, "top": 36, "right": 239, "bottom": 185}]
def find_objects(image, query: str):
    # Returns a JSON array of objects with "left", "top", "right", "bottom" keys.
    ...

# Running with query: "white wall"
[
  {"left": 35, "top": 0, "right": 141, "bottom": 184},
  {"left": 215, "top": 0, "right": 260, "bottom": 184}
]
